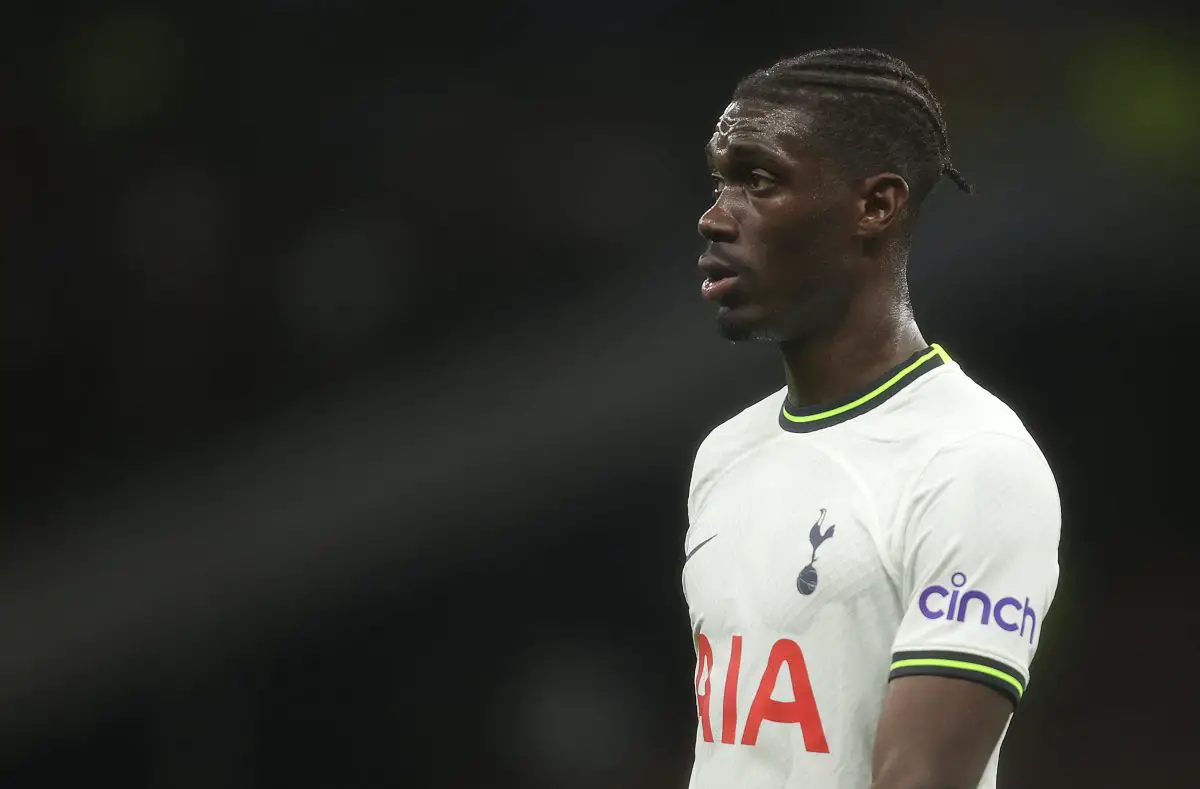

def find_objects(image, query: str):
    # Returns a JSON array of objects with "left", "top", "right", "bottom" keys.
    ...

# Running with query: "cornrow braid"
[{"left": 733, "top": 48, "right": 974, "bottom": 203}]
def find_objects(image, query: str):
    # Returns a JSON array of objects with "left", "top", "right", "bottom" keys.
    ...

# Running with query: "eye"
[
  {"left": 746, "top": 169, "right": 776, "bottom": 193},
  {"left": 710, "top": 173, "right": 725, "bottom": 199}
]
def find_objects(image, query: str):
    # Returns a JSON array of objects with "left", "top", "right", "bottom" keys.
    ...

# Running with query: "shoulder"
[
  {"left": 878, "top": 361, "right": 1059, "bottom": 539},
  {"left": 896, "top": 365, "right": 1060, "bottom": 544},
  {"left": 908, "top": 362, "right": 1036, "bottom": 438},
  {"left": 897, "top": 361, "right": 1053, "bottom": 473}
]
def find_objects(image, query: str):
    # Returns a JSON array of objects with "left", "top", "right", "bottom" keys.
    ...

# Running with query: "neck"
[{"left": 779, "top": 287, "right": 926, "bottom": 407}]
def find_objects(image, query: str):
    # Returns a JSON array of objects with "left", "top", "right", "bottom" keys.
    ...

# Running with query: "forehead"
[{"left": 706, "top": 100, "right": 815, "bottom": 159}]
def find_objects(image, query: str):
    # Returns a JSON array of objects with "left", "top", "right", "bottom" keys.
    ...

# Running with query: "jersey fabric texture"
[{"left": 683, "top": 345, "right": 1061, "bottom": 789}]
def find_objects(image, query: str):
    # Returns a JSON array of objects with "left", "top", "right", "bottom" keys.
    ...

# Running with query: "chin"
[{"left": 715, "top": 305, "right": 782, "bottom": 343}]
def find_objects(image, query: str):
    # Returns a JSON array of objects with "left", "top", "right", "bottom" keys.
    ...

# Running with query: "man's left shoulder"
[{"left": 913, "top": 364, "right": 1046, "bottom": 451}]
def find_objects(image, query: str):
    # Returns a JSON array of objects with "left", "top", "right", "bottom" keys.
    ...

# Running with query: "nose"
[{"left": 698, "top": 199, "right": 737, "bottom": 243}]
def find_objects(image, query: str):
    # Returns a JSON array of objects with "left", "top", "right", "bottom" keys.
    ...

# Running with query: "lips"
[
  {"left": 698, "top": 254, "right": 741, "bottom": 302},
  {"left": 701, "top": 276, "right": 737, "bottom": 301},
  {"left": 697, "top": 254, "right": 740, "bottom": 283}
]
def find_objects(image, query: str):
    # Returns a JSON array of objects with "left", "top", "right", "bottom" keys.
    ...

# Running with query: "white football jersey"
[{"left": 683, "top": 344, "right": 1060, "bottom": 789}]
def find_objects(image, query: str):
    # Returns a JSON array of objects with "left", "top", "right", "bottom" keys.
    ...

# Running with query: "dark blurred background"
[{"left": 2, "top": 1, "right": 1198, "bottom": 786}]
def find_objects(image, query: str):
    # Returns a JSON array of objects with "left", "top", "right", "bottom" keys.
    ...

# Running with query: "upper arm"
[
  {"left": 873, "top": 675, "right": 1014, "bottom": 789},
  {"left": 874, "top": 432, "right": 1061, "bottom": 788}
]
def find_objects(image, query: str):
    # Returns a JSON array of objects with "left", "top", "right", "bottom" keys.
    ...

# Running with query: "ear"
[{"left": 854, "top": 173, "right": 910, "bottom": 238}]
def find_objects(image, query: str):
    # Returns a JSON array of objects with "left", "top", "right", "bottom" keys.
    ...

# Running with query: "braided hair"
[{"left": 733, "top": 48, "right": 973, "bottom": 208}]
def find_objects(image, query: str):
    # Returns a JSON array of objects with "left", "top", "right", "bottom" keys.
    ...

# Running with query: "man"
[{"left": 683, "top": 48, "right": 1060, "bottom": 789}]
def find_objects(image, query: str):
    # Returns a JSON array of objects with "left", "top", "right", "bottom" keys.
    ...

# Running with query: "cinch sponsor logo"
[{"left": 918, "top": 572, "right": 1037, "bottom": 644}]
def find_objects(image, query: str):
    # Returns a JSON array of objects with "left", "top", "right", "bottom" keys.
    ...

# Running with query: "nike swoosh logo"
[{"left": 684, "top": 534, "right": 717, "bottom": 565}]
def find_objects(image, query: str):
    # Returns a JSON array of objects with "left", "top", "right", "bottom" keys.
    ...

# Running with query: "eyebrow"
[{"left": 705, "top": 139, "right": 790, "bottom": 167}]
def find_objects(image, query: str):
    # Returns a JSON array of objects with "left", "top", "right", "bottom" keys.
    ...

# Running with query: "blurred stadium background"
[{"left": 2, "top": 1, "right": 1197, "bottom": 786}]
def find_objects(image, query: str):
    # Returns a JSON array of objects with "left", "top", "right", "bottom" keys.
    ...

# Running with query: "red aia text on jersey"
[{"left": 694, "top": 634, "right": 829, "bottom": 753}]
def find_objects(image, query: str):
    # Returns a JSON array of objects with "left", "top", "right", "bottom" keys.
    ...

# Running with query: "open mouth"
[{"left": 698, "top": 255, "right": 740, "bottom": 302}]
